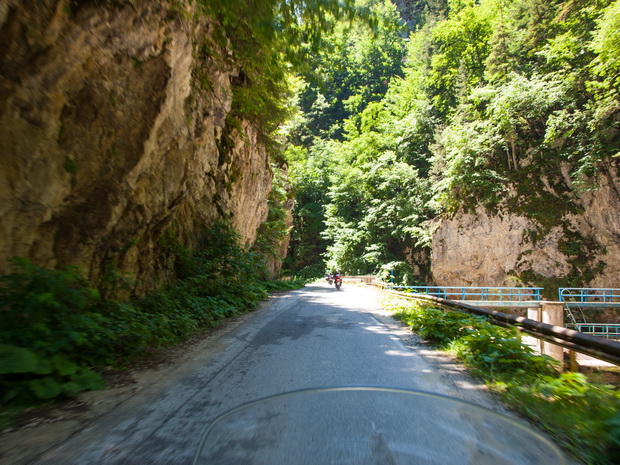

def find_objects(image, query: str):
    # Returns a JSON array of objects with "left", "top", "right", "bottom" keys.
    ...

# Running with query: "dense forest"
[{"left": 277, "top": 0, "right": 620, "bottom": 284}]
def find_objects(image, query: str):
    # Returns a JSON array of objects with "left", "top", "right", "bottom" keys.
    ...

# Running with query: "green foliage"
[
  {"left": 433, "top": 72, "right": 571, "bottom": 214},
  {"left": 197, "top": 0, "right": 363, "bottom": 66},
  {"left": 426, "top": 0, "right": 496, "bottom": 117},
  {"left": 431, "top": 0, "right": 619, "bottom": 216},
  {"left": 288, "top": 0, "right": 405, "bottom": 145},
  {"left": 432, "top": 116, "right": 507, "bottom": 214},
  {"left": 0, "top": 345, "right": 38, "bottom": 374},
  {"left": 1, "top": 221, "right": 302, "bottom": 418},
  {"left": 195, "top": 0, "right": 369, "bottom": 135},
  {"left": 160, "top": 221, "right": 271, "bottom": 314},
  {"left": 377, "top": 261, "right": 420, "bottom": 286},
  {"left": 591, "top": 1, "right": 620, "bottom": 77},
  {"left": 0, "top": 259, "right": 110, "bottom": 406},
  {"left": 388, "top": 297, "right": 620, "bottom": 464},
  {"left": 283, "top": 262, "right": 327, "bottom": 281},
  {"left": 507, "top": 371, "right": 620, "bottom": 463},
  {"left": 388, "top": 298, "right": 556, "bottom": 378},
  {"left": 321, "top": 129, "right": 434, "bottom": 274},
  {"left": 261, "top": 277, "right": 310, "bottom": 292},
  {"left": 284, "top": 0, "right": 620, "bottom": 285},
  {"left": 458, "top": 325, "right": 556, "bottom": 379},
  {"left": 0, "top": 258, "right": 103, "bottom": 355},
  {"left": 282, "top": 142, "right": 332, "bottom": 273},
  {"left": 404, "top": 305, "right": 488, "bottom": 345},
  {"left": 252, "top": 164, "right": 292, "bottom": 271},
  {"left": 281, "top": 1, "right": 442, "bottom": 277}
]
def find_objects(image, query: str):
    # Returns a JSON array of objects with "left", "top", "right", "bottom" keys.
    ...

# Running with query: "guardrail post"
[
  {"left": 569, "top": 349, "right": 578, "bottom": 372},
  {"left": 541, "top": 302, "right": 566, "bottom": 366},
  {"left": 527, "top": 307, "right": 542, "bottom": 353}
]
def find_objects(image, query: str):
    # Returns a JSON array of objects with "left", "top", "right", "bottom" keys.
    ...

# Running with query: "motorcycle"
[
  {"left": 334, "top": 273, "right": 342, "bottom": 290},
  {"left": 193, "top": 386, "right": 565, "bottom": 464},
  {"left": 326, "top": 274, "right": 333, "bottom": 285}
]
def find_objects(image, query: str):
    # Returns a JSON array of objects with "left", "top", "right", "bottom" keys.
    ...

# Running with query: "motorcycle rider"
[{"left": 333, "top": 271, "right": 343, "bottom": 289}]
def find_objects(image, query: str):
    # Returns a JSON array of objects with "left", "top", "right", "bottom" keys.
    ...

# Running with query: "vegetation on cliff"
[
  {"left": 0, "top": 223, "right": 305, "bottom": 423},
  {"left": 284, "top": 0, "right": 620, "bottom": 285}
]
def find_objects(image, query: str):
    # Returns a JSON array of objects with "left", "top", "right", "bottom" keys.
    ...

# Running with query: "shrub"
[
  {"left": 505, "top": 372, "right": 620, "bottom": 463},
  {"left": 389, "top": 297, "right": 620, "bottom": 464},
  {"left": 0, "top": 258, "right": 107, "bottom": 407},
  {"left": 0, "top": 222, "right": 303, "bottom": 419}
]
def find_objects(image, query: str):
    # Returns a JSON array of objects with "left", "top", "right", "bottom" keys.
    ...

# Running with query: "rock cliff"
[
  {"left": 431, "top": 159, "right": 620, "bottom": 294},
  {"left": 0, "top": 0, "right": 284, "bottom": 290}
]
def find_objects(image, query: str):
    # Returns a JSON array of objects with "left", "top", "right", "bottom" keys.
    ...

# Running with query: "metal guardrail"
[
  {"left": 559, "top": 288, "right": 620, "bottom": 307},
  {"left": 566, "top": 323, "right": 620, "bottom": 339},
  {"left": 387, "top": 286, "right": 543, "bottom": 306},
  {"left": 374, "top": 282, "right": 620, "bottom": 366}
]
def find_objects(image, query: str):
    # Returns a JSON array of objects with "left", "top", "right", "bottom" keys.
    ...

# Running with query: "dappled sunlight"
[
  {"left": 361, "top": 324, "right": 393, "bottom": 335},
  {"left": 260, "top": 284, "right": 501, "bottom": 414},
  {"left": 384, "top": 349, "right": 415, "bottom": 358}
]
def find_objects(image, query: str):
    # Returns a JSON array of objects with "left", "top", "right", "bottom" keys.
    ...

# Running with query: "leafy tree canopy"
[{"left": 281, "top": 0, "right": 620, "bottom": 286}]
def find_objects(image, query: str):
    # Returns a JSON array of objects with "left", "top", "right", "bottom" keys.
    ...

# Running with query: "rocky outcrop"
[
  {"left": 431, "top": 210, "right": 572, "bottom": 287},
  {"left": 430, "top": 159, "right": 620, "bottom": 292},
  {"left": 567, "top": 161, "right": 620, "bottom": 288},
  {"left": 0, "top": 0, "right": 281, "bottom": 290}
]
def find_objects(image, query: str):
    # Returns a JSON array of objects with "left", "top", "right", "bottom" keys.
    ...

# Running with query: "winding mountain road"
[{"left": 5, "top": 283, "right": 559, "bottom": 464}]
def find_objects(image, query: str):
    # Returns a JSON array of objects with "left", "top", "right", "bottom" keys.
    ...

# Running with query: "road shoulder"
[
  {"left": 354, "top": 285, "right": 510, "bottom": 411},
  {"left": 0, "top": 295, "right": 283, "bottom": 465}
]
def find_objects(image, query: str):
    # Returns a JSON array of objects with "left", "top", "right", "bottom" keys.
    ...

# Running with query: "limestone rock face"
[
  {"left": 567, "top": 163, "right": 620, "bottom": 287},
  {"left": 431, "top": 210, "right": 571, "bottom": 287},
  {"left": 431, "top": 160, "right": 620, "bottom": 290},
  {"left": 0, "top": 0, "right": 278, "bottom": 290}
]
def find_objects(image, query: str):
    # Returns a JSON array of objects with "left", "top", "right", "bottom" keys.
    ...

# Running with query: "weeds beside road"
[
  {"left": 386, "top": 297, "right": 620, "bottom": 465},
  {"left": 0, "top": 222, "right": 307, "bottom": 429}
]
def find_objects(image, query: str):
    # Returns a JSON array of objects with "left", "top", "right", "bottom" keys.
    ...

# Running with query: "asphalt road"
[{"left": 29, "top": 283, "right": 563, "bottom": 464}]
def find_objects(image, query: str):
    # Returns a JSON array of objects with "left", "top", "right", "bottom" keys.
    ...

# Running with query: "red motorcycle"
[{"left": 334, "top": 273, "right": 342, "bottom": 290}]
